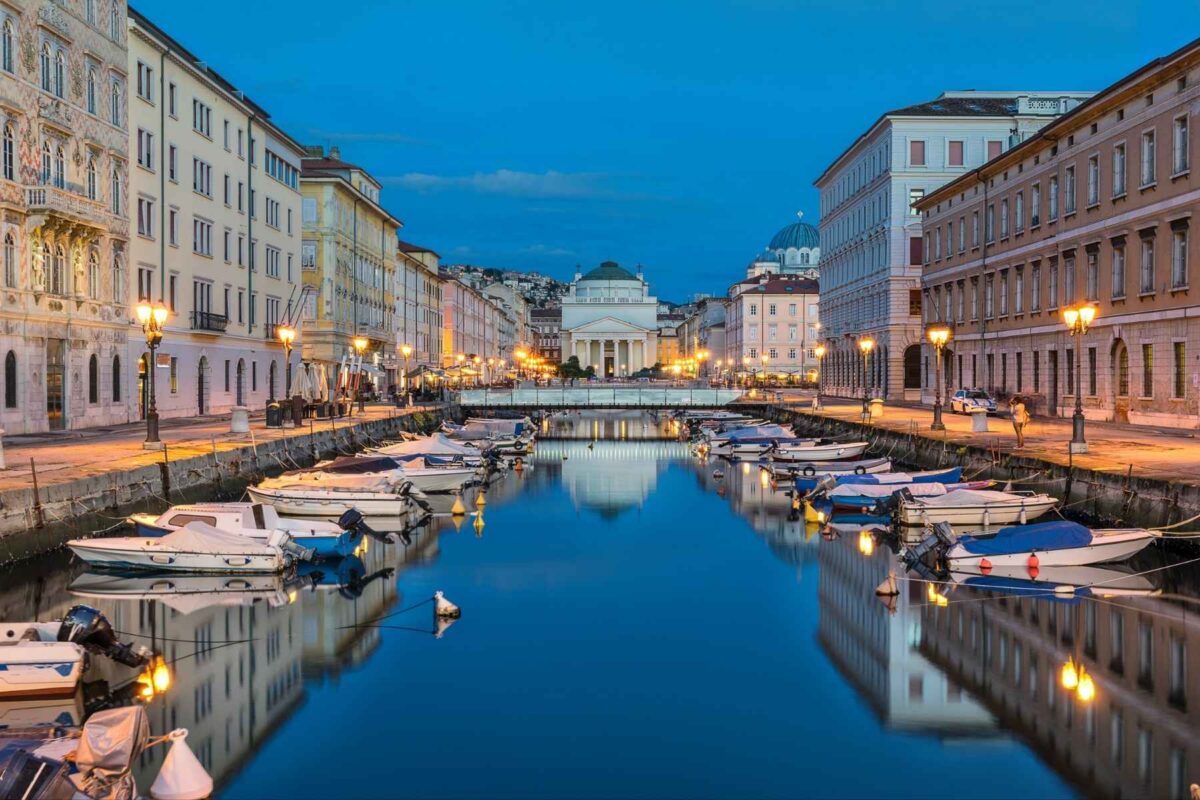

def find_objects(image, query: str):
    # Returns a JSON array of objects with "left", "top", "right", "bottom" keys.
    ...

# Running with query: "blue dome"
[
  {"left": 768, "top": 219, "right": 819, "bottom": 251},
  {"left": 754, "top": 250, "right": 781, "bottom": 263}
]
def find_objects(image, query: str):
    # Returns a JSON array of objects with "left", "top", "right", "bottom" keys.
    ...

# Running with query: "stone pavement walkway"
[
  {"left": 767, "top": 391, "right": 1200, "bottom": 485},
  {"left": 0, "top": 403, "right": 443, "bottom": 494}
]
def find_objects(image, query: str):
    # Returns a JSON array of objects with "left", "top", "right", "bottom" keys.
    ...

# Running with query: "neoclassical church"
[
  {"left": 746, "top": 213, "right": 821, "bottom": 279},
  {"left": 561, "top": 261, "right": 658, "bottom": 376}
]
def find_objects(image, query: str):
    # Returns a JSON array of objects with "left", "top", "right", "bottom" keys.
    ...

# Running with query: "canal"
[{"left": 2, "top": 411, "right": 1196, "bottom": 798}]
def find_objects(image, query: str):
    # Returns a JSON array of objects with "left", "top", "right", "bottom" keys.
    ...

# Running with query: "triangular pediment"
[{"left": 566, "top": 316, "right": 651, "bottom": 334}]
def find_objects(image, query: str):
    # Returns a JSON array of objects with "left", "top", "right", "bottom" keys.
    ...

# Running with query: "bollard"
[{"left": 230, "top": 406, "right": 250, "bottom": 433}]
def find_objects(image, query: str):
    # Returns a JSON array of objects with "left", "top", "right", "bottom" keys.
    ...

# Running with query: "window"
[
  {"left": 1, "top": 124, "right": 11, "bottom": 181},
  {"left": 136, "top": 128, "right": 153, "bottom": 170},
  {"left": 1065, "top": 165, "right": 1076, "bottom": 213},
  {"left": 1014, "top": 269, "right": 1024, "bottom": 313},
  {"left": 908, "top": 188, "right": 923, "bottom": 214},
  {"left": 110, "top": 81, "right": 121, "bottom": 126},
  {"left": 136, "top": 197, "right": 154, "bottom": 238},
  {"left": 3, "top": 351, "right": 14, "bottom": 407},
  {"left": 301, "top": 241, "right": 316, "bottom": 270},
  {"left": 111, "top": 246, "right": 123, "bottom": 304},
  {"left": 193, "top": 218, "right": 213, "bottom": 257},
  {"left": 1049, "top": 259, "right": 1060, "bottom": 308},
  {"left": 1143, "top": 343, "right": 1154, "bottom": 397},
  {"left": 1168, "top": 632, "right": 1187, "bottom": 707},
  {"left": 265, "top": 150, "right": 299, "bottom": 189},
  {"left": 1048, "top": 176, "right": 1059, "bottom": 220},
  {"left": 999, "top": 271, "right": 1008, "bottom": 316},
  {"left": 110, "top": 5, "right": 120, "bottom": 39},
  {"left": 223, "top": 230, "right": 231, "bottom": 262},
  {"left": 972, "top": 211, "right": 979, "bottom": 247},
  {"left": 1174, "top": 115, "right": 1190, "bottom": 174},
  {"left": 192, "top": 100, "right": 212, "bottom": 137},
  {"left": 1087, "top": 155, "right": 1100, "bottom": 205},
  {"left": 168, "top": 145, "right": 177, "bottom": 181},
  {"left": 1, "top": 20, "right": 11, "bottom": 74},
  {"left": 907, "top": 141, "right": 926, "bottom": 166},
  {"left": 984, "top": 274, "right": 994, "bottom": 318},
  {"left": 1112, "top": 241, "right": 1126, "bottom": 299},
  {"left": 88, "top": 354, "right": 98, "bottom": 403},
  {"left": 39, "top": 43, "right": 50, "bottom": 92},
  {"left": 958, "top": 217, "right": 965, "bottom": 252},
  {"left": 136, "top": 61, "right": 153, "bottom": 102},
  {"left": 1086, "top": 250, "right": 1098, "bottom": 300},
  {"left": 1002, "top": 198, "right": 1011, "bottom": 237},
  {"left": 169, "top": 357, "right": 177, "bottom": 393},
  {"left": 948, "top": 140, "right": 964, "bottom": 167},
  {"left": 192, "top": 158, "right": 212, "bottom": 197},
  {"left": 53, "top": 49, "right": 63, "bottom": 97},
  {"left": 1141, "top": 233, "right": 1155, "bottom": 294},
  {"left": 87, "top": 250, "right": 98, "bottom": 299},
  {"left": 1138, "top": 727, "right": 1153, "bottom": 787},
  {"left": 985, "top": 204, "right": 995, "bottom": 243},
  {"left": 168, "top": 83, "right": 177, "bottom": 117},
  {"left": 1088, "top": 346, "right": 1097, "bottom": 396},
  {"left": 3, "top": 233, "right": 13, "bottom": 288},
  {"left": 1141, "top": 130, "right": 1156, "bottom": 186},
  {"left": 86, "top": 69, "right": 96, "bottom": 114},
  {"left": 111, "top": 167, "right": 122, "bottom": 215},
  {"left": 1173, "top": 224, "right": 1189, "bottom": 288},
  {"left": 987, "top": 140, "right": 1002, "bottom": 160},
  {"left": 1175, "top": 341, "right": 1187, "bottom": 399},
  {"left": 136, "top": 266, "right": 152, "bottom": 302},
  {"left": 908, "top": 289, "right": 922, "bottom": 316},
  {"left": 168, "top": 208, "right": 178, "bottom": 246},
  {"left": 970, "top": 279, "right": 978, "bottom": 320},
  {"left": 266, "top": 198, "right": 280, "bottom": 228},
  {"left": 265, "top": 246, "right": 280, "bottom": 278},
  {"left": 1112, "top": 143, "right": 1126, "bottom": 196},
  {"left": 53, "top": 146, "right": 63, "bottom": 188},
  {"left": 1031, "top": 264, "right": 1040, "bottom": 311}
]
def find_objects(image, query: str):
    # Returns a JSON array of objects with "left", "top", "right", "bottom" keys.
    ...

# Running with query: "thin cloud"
[
  {"left": 305, "top": 129, "right": 426, "bottom": 145},
  {"left": 518, "top": 243, "right": 575, "bottom": 257},
  {"left": 384, "top": 169, "right": 613, "bottom": 199}
]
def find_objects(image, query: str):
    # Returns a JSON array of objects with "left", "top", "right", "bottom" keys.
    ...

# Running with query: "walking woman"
[{"left": 1009, "top": 395, "right": 1030, "bottom": 448}]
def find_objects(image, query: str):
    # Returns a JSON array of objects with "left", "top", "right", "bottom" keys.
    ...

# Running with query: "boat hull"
[
  {"left": 403, "top": 468, "right": 477, "bottom": 493},
  {"left": 898, "top": 498, "right": 1058, "bottom": 527},
  {"left": 0, "top": 641, "right": 83, "bottom": 699},
  {"left": 947, "top": 530, "right": 1155, "bottom": 567},
  {"left": 771, "top": 443, "right": 869, "bottom": 462},
  {"left": 247, "top": 486, "right": 416, "bottom": 518},
  {"left": 68, "top": 541, "right": 287, "bottom": 573}
]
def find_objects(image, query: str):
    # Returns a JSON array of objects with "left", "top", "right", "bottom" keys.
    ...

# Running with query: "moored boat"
[
  {"left": 896, "top": 488, "right": 1059, "bottom": 527},
  {"left": 248, "top": 474, "right": 425, "bottom": 518},
  {"left": 770, "top": 441, "right": 870, "bottom": 463},
  {"left": 944, "top": 520, "right": 1158, "bottom": 567},
  {"left": 68, "top": 523, "right": 300, "bottom": 573},
  {"left": 764, "top": 457, "right": 892, "bottom": 482}
]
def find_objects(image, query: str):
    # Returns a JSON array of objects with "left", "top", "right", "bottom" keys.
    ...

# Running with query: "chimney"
[
  {"left": 329, "top": 145, "right": 341, "bottom": 161},
  {"left": 574, "top": 263, "right": 582, "bottom": 281},
  {"left": 636, "top": 263, "right": 644, "bottom": 281}
]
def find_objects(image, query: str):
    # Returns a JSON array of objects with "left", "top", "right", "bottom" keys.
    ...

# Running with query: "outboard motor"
[
  {"left": 811, "top": 475, "right": 836, "bottom": 498},
  {"left": 57, "top": 605, "right": 150, "bottom": 668},
  {"left": 902, "top": 520, "right": 956, "bottom": 571},
  {"left": 337, "top": 508, "right": 382, "bottom": 541}
]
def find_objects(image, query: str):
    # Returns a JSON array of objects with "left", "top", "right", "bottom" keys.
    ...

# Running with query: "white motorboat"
[
  {"left": 248, "top": 474, "right": 425, "bottom": 518},
  {"left": 68, "top": 523, "right": 298, "bottom": 573},
  {"left": 944, "top": 520, "right": 1159, "bottom": 567},
  {"left": 318, "top": 455, "right": 478, "bottom": 494},
  {"left": 0, "top": 606, "right": 148, "bottom": 698},
  {"left": 770, "top": 441, "right": 870, "bottom": 462},
  {"left": 371, "top": 433, "right": 487, "bottom": 465},
  {"left": 763, "top": 458, "right": 892, "bottom": 481},
  {"left": 897, "top": 488, "right": 1059, "bottom": 527},
  {"left": 128, "top": 502, "right": 363, "bottom": 559}
]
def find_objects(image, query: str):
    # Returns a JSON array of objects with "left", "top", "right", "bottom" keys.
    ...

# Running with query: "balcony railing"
[
  {"left": 192, "top": 311, "right": 229, "bottom": 333},
  {"left": 26, "top": 184, "right": 107, "bottom": 224}
]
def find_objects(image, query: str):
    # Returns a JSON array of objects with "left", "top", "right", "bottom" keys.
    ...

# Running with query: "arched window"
[
  {"left": 85, "top": 0, "right": 96, "bottom": 25},
  {"left": 112, "top": 354, "right": 121, "bottom": 402},
  {"left": 53, "top": 146, "right": 64, "bottom": 188},
  {"left": 50, "top": 245, "right": 64, "bottom": 295},
  {"left": 110, "top": 82, "right": 120, "bottom": 125},
  {"left": 3, "top": 233, "right": 14, "bottom": 288},
  {"left": 3, "top": 351, "right": 14, "bottom": 408},
  {"left": 2, "top": 124, "right": 12, "bottom": 181},
  {"left": 111, "top": 245, "right": 122, "bottom": 303},
  {"left": 53, "top": 50, "right": 64, "bottom": 98},
  {"left": 1, "top": 20, "right": 13, "bottom": 74},
  {"left": 86, "top": 69, "right": 96, "bottom": 114},
  {"left": 88, "top": 354, "right": 98, "bottom": 403},
  {"left": 86, "top": 157, "right": 96, "bottom": 199},
  {"left": 40, "top": 141, "right": 50, "bottom": 184},
  {"left": 87, "top": 249, "right": 99, "bottom": 299},
  {"left": 40, "top": 43, "right": 50, "bottom": 92},
  {"left": 111, "top": 167, "right": 120, "bottom": 215},
  {"left": 110, "top": 6, "right": 120, "bottom": 40}
]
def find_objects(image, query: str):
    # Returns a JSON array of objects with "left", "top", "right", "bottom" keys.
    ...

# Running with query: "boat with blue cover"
[
  {"left": 945, "top": 520, "right": 1158, "bottom": 567},
  {"left": 825, "top": 480, "right": 992, "bottom": 511},
  {"left": 793, "top": 465, "right": 962, "bottom": 492}
]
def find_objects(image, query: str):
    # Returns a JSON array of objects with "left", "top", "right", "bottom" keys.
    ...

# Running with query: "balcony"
[
  {"left": 192, "top": 311, "right": 229, "bottom": 333},
  {"left": 26, "top": 184, "right": 108, "bottom": 228}
]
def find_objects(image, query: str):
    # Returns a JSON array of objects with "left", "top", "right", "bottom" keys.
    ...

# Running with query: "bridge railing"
[{"left": 457, "top": 387, "right": 744, "bottom": 406}]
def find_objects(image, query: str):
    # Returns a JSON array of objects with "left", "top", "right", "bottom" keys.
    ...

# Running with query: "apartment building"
[
  {"left": 395, "top": 238, "right": 443, "bottom": 371},
  {"left": 128, "top": 9, "right": 304, "bottom": 418},
  {"left": 815, "top": 90, "right": 1092, "bottom": 401},
  {"left": 0, "top": 0, "right": 131, "bottom": 433},
  {"left": 441, "top": 273, "right": 501, "bottom": 366},
  {"left": 530, "top": 306, "right": 561, "bottom": 363},
  {"left": 482, "top": 282, "right": 529, "bottom": 360},
  {"left": 300, "top": 146, "right": 401, "bottom": 389},
  {"left": 724, "top": 274, "right": 820, "bottom": 380},
  {"left": 918, "top": 39, "right": 1200, "bottom": 428}
]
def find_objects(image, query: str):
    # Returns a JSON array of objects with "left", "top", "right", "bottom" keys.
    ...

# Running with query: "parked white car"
[{"left": 949, "top": 389, "right": 998, "bottom": 415}]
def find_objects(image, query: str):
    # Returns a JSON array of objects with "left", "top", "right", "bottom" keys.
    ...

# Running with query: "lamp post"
[
  {"left": 1063, "top": 303, "right": 1097, "bottom": 453},
  {"left": 926, "top": 325, "right": 951, "bottom": 431},
  {"left": 858, "top": 336, "right": 875, "bottom": 416},
  {"left": 276, "top": 324, "right": 297, "bottom": 425},
  {"left": 353, "top": 336, "right": 368, "bottom": 413},
  {"left": 135, "top": 301, "right": 169, "bottom": 449},
  {"left": 400, "top": 343, "right": 413, "bottom": 406},
  {"left": 814, "top": 343, "right": 826, "bottom": 410},
  {"left": 760, "top": 354, "right": 770, "bottom": 388},
  {"left": 514, "top": 348, "right": 528, "bottom": 381}
]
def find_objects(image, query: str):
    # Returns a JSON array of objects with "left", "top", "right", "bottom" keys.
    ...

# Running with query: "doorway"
[
  {"left": 1048, "top": 350, "right": 1059, "bottom": 416},
  {"left": 45, "top": 339, "right": 65, "bottom": 431},
  {"left": 235, "top": 358, "right": 245, "bottom": 406},
  {"left": 197, "top": 356, "right": 209, "bottom": 415},
  {"left": 138, "top": 354, "right": 148, "bottom": 420}
]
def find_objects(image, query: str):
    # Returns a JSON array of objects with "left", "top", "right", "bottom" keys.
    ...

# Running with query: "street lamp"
[
  {"left": 135, "top": 301, "right": 169, "bottom": 449},
  {"left": 814, "top": 343, "right": 826, "bottom": 410},
  {"left": 858, "top": 336, "right": 875, "bottom": 415},
  {"left": 400, "top": 343, "right": 413, "bottom": 406},
  {"left": 276, "top": 324, "right": 297, "bottom": 423},
  {"left": 927, "top": 325, "right": 952, "bottom": 431},
  {"left": 353, "top": 337, "right": 368, "bottom": 412},
  {"left": 1063, "top": 302, "right": 1097, "bottom": 454}
]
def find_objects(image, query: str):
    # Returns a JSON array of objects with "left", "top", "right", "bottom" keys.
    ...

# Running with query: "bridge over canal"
[{"left": 458, "top": 387, "right": 744, "bottom": 410}]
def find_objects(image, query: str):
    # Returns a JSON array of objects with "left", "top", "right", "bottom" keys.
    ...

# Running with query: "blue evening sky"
[{"left": 135, "top": 1, "right": 1200, "bottom": 300}]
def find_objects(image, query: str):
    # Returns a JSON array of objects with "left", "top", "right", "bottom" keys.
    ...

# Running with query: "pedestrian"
[{"left": 1009, "top": 395, "right": 1030, "bottom": 448}]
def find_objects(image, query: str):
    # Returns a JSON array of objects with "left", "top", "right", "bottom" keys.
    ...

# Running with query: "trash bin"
[
  {"left": 969, "top": 406, "right": 990, "bottom": 432},
  {"left": 265, "top": 402, "right": 282, "bottom": 429},
  {"left": 290, "top": 396, "right": 304, "bottom": 426},
  {"left": 869, "top": 398, "right": 884, "bottom": 420}
]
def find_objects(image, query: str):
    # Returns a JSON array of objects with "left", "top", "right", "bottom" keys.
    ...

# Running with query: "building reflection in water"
[
  {"left": 918, "top": 569, "right": 1197, "bottom": 799},
  {"left": 816, "top": 532, "right": 999, "bottom": 736},
  {"left": 529, "top": 439, "right": 686, "bottom": 518}
]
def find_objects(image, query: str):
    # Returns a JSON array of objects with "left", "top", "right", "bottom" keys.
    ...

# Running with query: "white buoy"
[
  {"left": 434, "top": 590, "right": 461, "bottom": 618},
  {"left": 875, "top": 570, "right": 900, "bottom": 596},
  {"left": 150, "top": 729, "right": 213, "bottom": 800}
]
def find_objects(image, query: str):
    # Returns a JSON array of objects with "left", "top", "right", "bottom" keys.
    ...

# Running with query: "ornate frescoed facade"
[{"left": 0, "top": 1, "right": 131, "bottom": 433}]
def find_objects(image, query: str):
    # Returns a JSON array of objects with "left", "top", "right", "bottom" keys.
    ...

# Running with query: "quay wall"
[
  {"left": 759, "top": 404, "right": 1200, "bottom": 531},
  {"left": 0, "top": 408, "right": 449, "bottom": 562}
]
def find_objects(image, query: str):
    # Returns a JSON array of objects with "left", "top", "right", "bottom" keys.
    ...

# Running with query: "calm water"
[{"left": 4, "top": 411, "right": 1197, "bottom": 798}]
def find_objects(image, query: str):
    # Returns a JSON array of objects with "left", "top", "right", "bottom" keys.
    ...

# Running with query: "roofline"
[
  {"left": 918, "top": 35, "right": 1200, "bottom": 210},
  {"left": 127, "top": 6, "right": 305, "bottom": 158},
  {"left": 301, "top": 174, "right": 404, "bottom": 228}
]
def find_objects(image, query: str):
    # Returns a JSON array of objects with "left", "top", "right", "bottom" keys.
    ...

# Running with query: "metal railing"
[
  {"left": 192, "top": 311, "right": 229, "bottom": 333},
  {"left": 458, "top": 387, "right": 744, "bottom": 407}
]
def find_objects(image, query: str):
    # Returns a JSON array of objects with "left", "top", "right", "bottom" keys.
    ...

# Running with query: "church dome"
[
  {"left": 580, "top": 261, "right": 639, "bottom": 281},
  {"left": 768, "top": 218, "right": 820, "bottom": 251}
]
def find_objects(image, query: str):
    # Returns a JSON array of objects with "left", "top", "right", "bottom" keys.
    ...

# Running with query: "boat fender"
[
  {"left": 803, "top": 465, "right": 816, "bottom": 477},
  {"left": 875, "top": 570, "right": 899, "bottom": 596},
  {"left": 1027, "top": 554, "right": 1039, "bottom": 569},
  {"left": 979, "top": 558, "right": 992, "bottom": 575},
  {"left": 150, "top": 729, "right": 213, "bottom": 800},
  {"left": 435, "top": 590, "right": 461, "bottom": 619},
  {"left": 854, "top": 465, "right": 866, "bottom": 475},
  {"left": 1018, "top": 506, "right": 1028, "bottom": 525}
]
